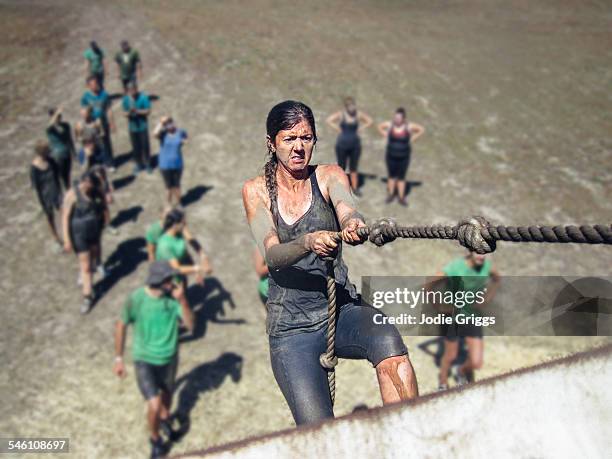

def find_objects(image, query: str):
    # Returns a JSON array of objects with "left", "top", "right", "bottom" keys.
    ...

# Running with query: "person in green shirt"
[
  {"left": 113, "top": 261, "right": 194, "bottom": 458},
  {"left": 146, "top": 206, "right": 213, "bottom": 269},
  {"left": 83, "top": 41, "right": 105, "bottom": 89},
  {"left": 122, "top": 82, "right": 152, "bottom": 173},
  {"left": 429, "top": 250, "right": 500, "bottom": 390},
  {"left": 115, "top": 40, "right": 142, "bottom": 92},
  {"left": 155, "top": 207, "right": 213, "bottom": 286},
  {"left": 46, "top": 106, "right": 76, "bottom": 189}
]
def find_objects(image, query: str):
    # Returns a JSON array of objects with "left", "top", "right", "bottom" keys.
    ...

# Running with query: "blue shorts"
[{"left": 269, "top": 301, "right": 407, "bottom": 425}]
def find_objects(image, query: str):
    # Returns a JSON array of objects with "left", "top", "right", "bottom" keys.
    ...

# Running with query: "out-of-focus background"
[{"left": 1, "top": 0, "right": 610, "bottom": 457}]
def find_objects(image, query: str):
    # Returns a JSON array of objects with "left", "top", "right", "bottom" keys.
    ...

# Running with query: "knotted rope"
[
  {"left": 319, "top": 261, "right": 338, "bottom": 405},
  {"left": 351, "top": 216, "right": 611, "bottom": 253},
  {"left": 320, "top": 216, "right": 611, "bottom": 404}
]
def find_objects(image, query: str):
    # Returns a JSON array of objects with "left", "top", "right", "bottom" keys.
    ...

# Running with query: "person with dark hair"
[
  {"left": 154, "top": 116, "right": 187, "bottom": 205},
  {"left": 146, "top": 205, "right": 209, "bottom": 267},
  {"left": 155, "top": 208, "right": 212, "bottom": 286},
  {"left": 81, "top": 75, "right": 116, "bottom": 171},
  {"left": 123, "top": 82, "right": 152, "bottom": 174},
  {"left": 83, "top": 41, "right": 105, "bottom": 89},
  {"left": 326, "top": 97, "right": 372, "bottom": 196},
  {"left": 115, "top": 40, "right": 142, "bottom": 92},
  {"left": 30, "top": 140, "right": 63, "bottom": 250},
  {"left": 242, "top": 100, "right": 418, "bottom": 426},
  {"left": 62, "top": 169, "right": 109, "bottom": 314},
  {"left": 113, "top": 260, "right": 194, "bottom": 459},
  {"left": 378, "top": 108, "right": 425, "bottom": 206},
  {"left": 427, "top": 251, "right": 500, "bottom": 390},
  {"left": 45, "top": 106, "right": 75, "bottom": 190}
]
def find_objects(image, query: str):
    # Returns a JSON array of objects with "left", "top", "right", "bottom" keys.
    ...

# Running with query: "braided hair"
[{"left": 263, "top": 100, "right": 317, "bottom": 211}]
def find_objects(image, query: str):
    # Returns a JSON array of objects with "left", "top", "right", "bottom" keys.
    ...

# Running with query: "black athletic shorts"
[
  {"left": 160, "top": 168, "right": 182, "bottom": 189},
  {"left": 70, "top": 221, "right": 102, "bottom": 254},
  {"left": 336, "top": 142, "right": 361, "bottom": 172},
  {"left": 134, "top": 354, "right": 178, "bottom": 400},
  {"left": 386, "top": 154, "right": 410, "bottom": 180},
  {"left": 440, "top": 316, "right": 484, "bottom": 341}
]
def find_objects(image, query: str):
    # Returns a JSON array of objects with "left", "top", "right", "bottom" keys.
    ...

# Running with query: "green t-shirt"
[
  {"left": 121, "top": 287, "right": 182, "bottom": 365},
  {"left": 258, "top": 276, "right": 269, "bottom": 299},
  {"left": 156, "top": 233, "right": 187, "bottom": 263},
  {"left": 145, "top": 221, "right": 163, "bottom": 245},
  {"left": 84, "top": 47, "right": 104, "bottom": 75},
  {"left": 115, "top": 49, "right": 140, "bottom": 80},
  {"left": 443, "top": 257, "right": 492, "bottom": 316}
]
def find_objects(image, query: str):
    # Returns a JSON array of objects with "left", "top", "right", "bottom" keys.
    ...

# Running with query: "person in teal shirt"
[
  {"left": 46, "top": 106, "right": 76, "bottom": 189},
  {"left": 122, "top": 82, "right": 152, "bottom": 173},
  {"left": 114, "top": 261, "right": 194, "bottom": 458},
  {"left": 431, "top": 250, "right": 500, "bottom": 390},
  {"left": 80, "top": 76, "right": 116, "bottom": 169},
  {"left": 83, "top": 41, "right": 105, "bottom": 89}
]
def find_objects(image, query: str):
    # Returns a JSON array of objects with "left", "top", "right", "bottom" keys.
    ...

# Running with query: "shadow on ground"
[
  {"left": 181, "top": 185, "right": 213, "bottom": 207},
  {"left": 110, "top": 205, "right": 143, "bottom": 228},
  {"left": 95, "top": 237, "right": 148, "bottom": 303},
  {"left": 181, "top": 276, "right": 246, "bottom": 343},
  {"left": 169, "top": 352, "right": 244, "bottom": 445}
]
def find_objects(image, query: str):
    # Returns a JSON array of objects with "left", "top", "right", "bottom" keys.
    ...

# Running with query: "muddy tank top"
[
  {"left": 336, "top": 111, "right": 360, "bottom": 149},
  {"left": 386, "top": 124, "right": 411, "bottom": 159},
  {"left": 267, "top": 166, "right": 358, "bottom": 337}
]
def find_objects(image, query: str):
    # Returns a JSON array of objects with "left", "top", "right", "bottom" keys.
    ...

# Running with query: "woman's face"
[
  {"left": 270, "top": 119, "right": 315, "bottom": 173},
  {"left": 393, "top": 112, "right": 405, "bottom": 126}
]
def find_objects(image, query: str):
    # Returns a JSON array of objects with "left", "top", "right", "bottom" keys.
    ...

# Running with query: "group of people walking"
[
  {"left": 29, "top": 37, "right": 496, "bottom": 459},
  {"left": 327, "top": 97, "right": 425, "bottom": 205}
]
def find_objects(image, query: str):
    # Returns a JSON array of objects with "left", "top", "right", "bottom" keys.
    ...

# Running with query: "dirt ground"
[{"left": 1, "top": 0, "right": 610, "bottom": 457}]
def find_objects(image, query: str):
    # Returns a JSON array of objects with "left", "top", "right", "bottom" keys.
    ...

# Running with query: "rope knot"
[
  {"left": 319, "top": 353, "right": 338, "bottom": 370},
  {"left": 368, "top": 218, "right": 397, "bottom": 247},
  {"left": 457, "top": 216, "right": 496, "bottom": 254}
]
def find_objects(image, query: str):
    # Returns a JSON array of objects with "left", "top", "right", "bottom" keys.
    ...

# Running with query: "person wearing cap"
[
  {"left": 113, "top": 261, "right": 194, "bottom": 458},
  {"left": 115, "top": 40, "right": 142, "bottom": 92},
  {"left": 122, "top": 81, "right": 152, "bottom": 174}
]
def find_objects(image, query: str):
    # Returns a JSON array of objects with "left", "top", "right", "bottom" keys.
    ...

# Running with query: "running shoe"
[
  {"left": 80, "top": 296, "right": 93, "bottom": 315},
  {"left": 385, "top": 194, "right": 395, "bottom": 204},
  {"left": 108, "top": 166, "right": 117, "bottom": 174},
  {"left": 160, "top": 418, "right": 180, "bottom": 442},
  {"left": 353, "top": 188, "right": 362, "bottom": 197},
  {"left": 149, "top": 437, "right": 167, "bottom": 459},
  {"left": 453, "top": 367, "right": 468, "bottom": 386},
  {"left": 96, "top": 265, "right": 108, "bottom": 279},
  {"left": 398, "top": 197, "right": 408, "bottom": 207},
  {"left": 437, "top": 383, "right": 449, "bottom": 391}
]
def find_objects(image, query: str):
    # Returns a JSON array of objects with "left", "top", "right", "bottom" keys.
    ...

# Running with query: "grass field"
[{"left": 1, "top": 0, "right": 610, "bottom": 457}]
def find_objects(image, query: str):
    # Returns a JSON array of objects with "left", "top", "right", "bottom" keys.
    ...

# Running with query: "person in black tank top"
[
  {"left": 326, "top": 97, "right": 373, "bottom": 196},
  {"left": 30, "top": 141, "right": 63, "bottom": 250},
  {"left": 378, "top": 107, "right": 425, "bottom": 206},
  {"left": 62, "top": 169, "right": 109, "bottom": 314},
  {"left": 243, "top": 100, "right": 418, "bottom": 426}
]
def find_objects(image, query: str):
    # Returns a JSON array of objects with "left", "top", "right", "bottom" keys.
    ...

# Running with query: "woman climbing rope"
[
  {"left": 378, "top": 107, "right": 425, "bottom": 206},
  {"left": 242, "top": 100, "right": 418, "bottom": 426}
]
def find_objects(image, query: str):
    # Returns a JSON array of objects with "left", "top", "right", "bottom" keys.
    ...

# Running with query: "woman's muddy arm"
[{"left": 242, "top": 180, "right": 313, "bottom": 270}]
